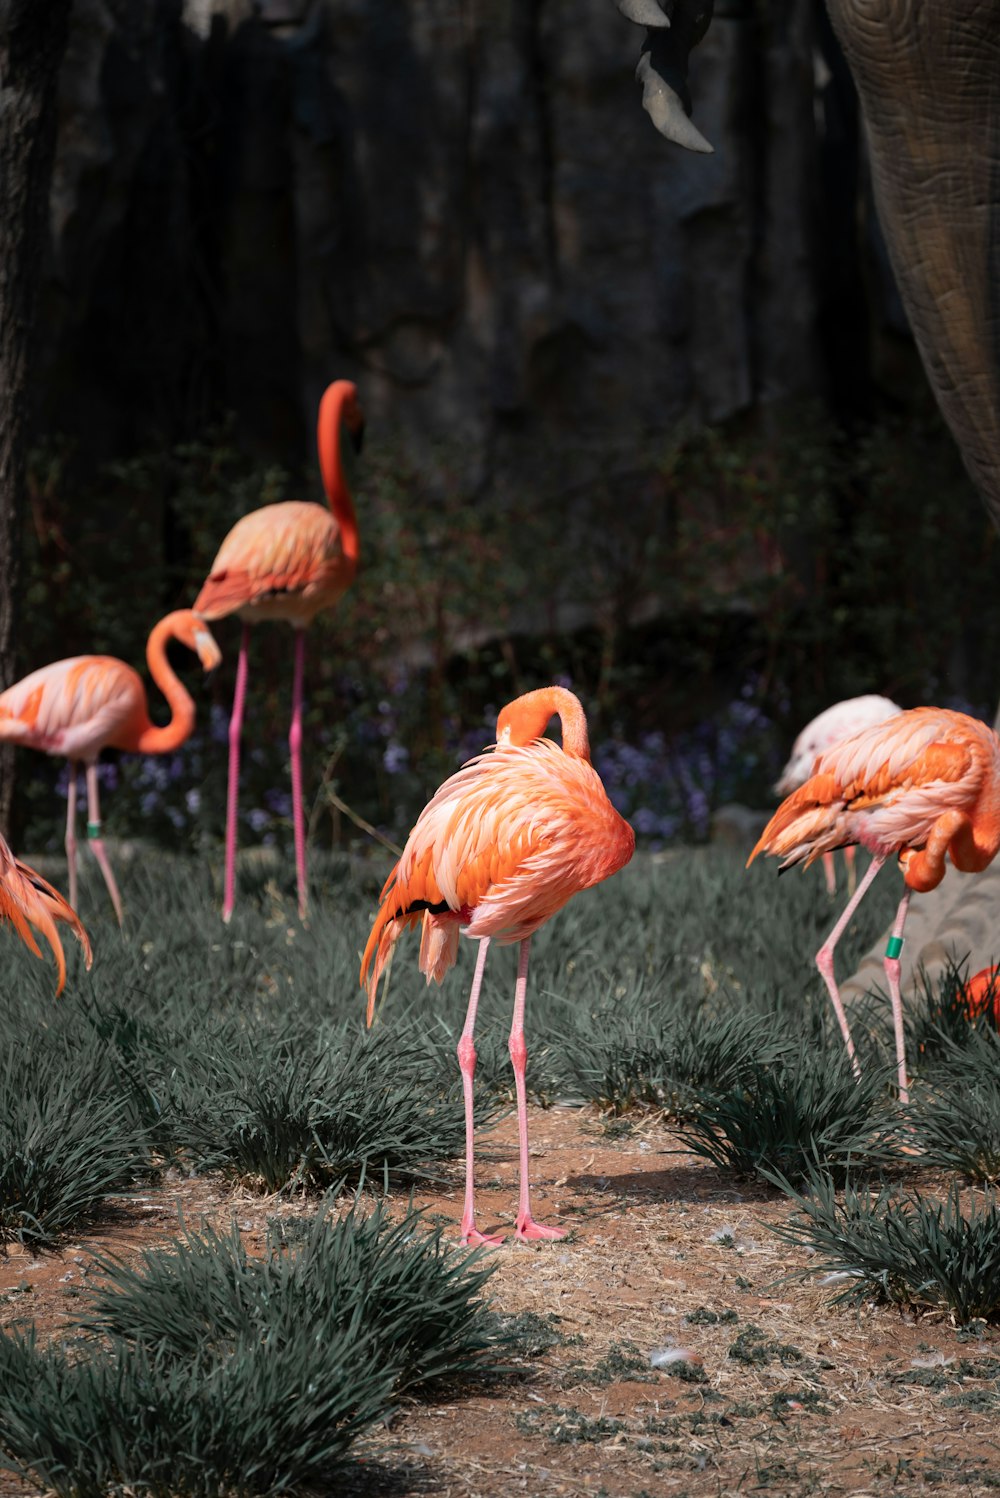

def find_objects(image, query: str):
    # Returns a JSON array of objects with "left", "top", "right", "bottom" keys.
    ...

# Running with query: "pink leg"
[
  {"left": 65, "top": 763, "right": 78, "bottom": 913},
  {"left": 85, "top": 761, "right": 123, "bottom": 926},
  {"left": 457, "top": 938, "right": 503, "bottom": 1247},
  {"left": 821, "top": 851, "right": 836, "bottom": 896},
  {"left": 844, "top": 844, "right": 858, "bottom": 897},
  {"left": 290, "top": 627, "right": 308, "bottom": 922},
  {"left": 509, "top": 938, "right": 564, "bottom": 1243},
  {"left": 223, "top": 625, "right": 250, "bottom": 923},
  {"left": 883, "top": 887, "right": 913, "bottom": 1104},
  {"left": 815, "top": 854, "right": 885, "bottom": 1080}
]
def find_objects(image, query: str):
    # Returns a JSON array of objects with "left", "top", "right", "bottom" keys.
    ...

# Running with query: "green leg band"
[
  {"left": 87, "top": 822, "right": 102, "bottom": 841},
  {"left": 885, "top": 936, "right": 904, "bottom": 960}
]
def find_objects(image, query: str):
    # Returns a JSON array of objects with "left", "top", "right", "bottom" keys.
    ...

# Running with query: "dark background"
[{"left": 17, "top": 0, "right": 999, "bottom": 852}]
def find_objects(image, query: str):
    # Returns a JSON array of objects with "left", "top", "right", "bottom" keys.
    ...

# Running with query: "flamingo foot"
[
  {"left": 461, "top": 1224, "right": 505, "bottom": 1247},
  {"left": 515, "top": 1215, "right": 565, "bottom": 1243}
]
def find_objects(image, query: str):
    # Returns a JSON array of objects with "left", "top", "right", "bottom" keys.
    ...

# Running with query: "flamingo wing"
[
  {"left": 751, "top": 708, "right": 994, "bottom": 868},
  {"left": 193, "top": 502, "right": 348, "bottom": 619},
  {"left": 0, "top": 657, "right": 143, "bottom": 760}
]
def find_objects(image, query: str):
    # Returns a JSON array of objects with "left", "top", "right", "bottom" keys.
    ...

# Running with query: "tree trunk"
[{"left": 0, "top": 0, "right": 72, "bottom": 839}]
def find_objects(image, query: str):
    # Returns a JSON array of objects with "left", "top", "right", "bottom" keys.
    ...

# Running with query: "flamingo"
[
  {"left": 361, "top": 686, "right": 635, "bottom": 1245},
  {"left": 0, "top": 833, "right": 91, "bottom": 995},
  {"left": 775, "top": 695, "right": 903, "bottom": 896},
  {"left": 959, "top": 965, "right": 1000, "bottom": 1025},
  {"left": 748, "top": 707, "right": 1000, "bottom": 1105},
  {"left": 193, "top": 379, "right": 364, "bottom": 924},
  {"left": 0, "top": 610, "right": 221, "bottom": 924}
]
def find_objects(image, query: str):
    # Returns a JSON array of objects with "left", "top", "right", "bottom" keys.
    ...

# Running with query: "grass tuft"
[
  {"left": 674, "top": 1048, "right": 898, "bottom": 1184},
  {"left": 907, "top": 1028, "right": 1000, "bottom": 1182},
  {"left": 0, "top": 1323, "right": 393, "bottom": 1497},
  {"left": 0, "top": 1202, "right": 506, "bottom": 1494},
  {"left": 0, "top": 1042, "right": 152, "bottom": 1249},
  {"left": 769, "top": 1173, "right": 1000, "bottom": 1324},
  {"left": 84, "top": 1199, "right": 502, "bottom": 1396}
]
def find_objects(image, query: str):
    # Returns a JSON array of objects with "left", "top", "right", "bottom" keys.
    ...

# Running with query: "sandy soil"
[{"left": 2, "top": 1107, "right": 999, "bottom": 1497}]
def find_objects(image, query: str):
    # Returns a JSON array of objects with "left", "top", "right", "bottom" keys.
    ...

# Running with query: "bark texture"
[{"left": 0, "top": 0, "right": 73, "bottom": 836}]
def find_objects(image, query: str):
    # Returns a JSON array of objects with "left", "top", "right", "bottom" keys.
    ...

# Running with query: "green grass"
[
  {"left": 0, "top": 845, "right": 904, "bottom": 1243},
  {"left": 83, "top": 1199, "right": 502, "bottom": 1396},
  {"left": 674, "top": 1047, "right": 900, "bottom": 1185},
  {"left": 769, "top": 1173, "right": 1000, "bottom": 1324},
  {"left": 0, "top": 1201, "right": 504, "bottom": 1495}
]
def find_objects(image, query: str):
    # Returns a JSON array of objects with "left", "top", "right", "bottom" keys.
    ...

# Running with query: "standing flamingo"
[
  {"left": 0, "top": 833, "right": 91, "bottom": 995},
  {"left": 748, "top": 707, "right": 1000, "bottom": 1104},
  {"left": 0, "top": 610, "right": 221, "bottom": 923},
  {"left": 775, "top": 695, "right": 903, "bottom": 896},
  {"left": 361, "top": 686, "right": 635, "bottom": 1245},
  {"left": 193, "top": 379, "right": 364, "bottom": 923}
]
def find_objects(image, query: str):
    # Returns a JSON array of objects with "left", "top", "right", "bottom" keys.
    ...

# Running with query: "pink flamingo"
[
  {"left": 193, "top": 380, "right": 364, "bottom": 923},
  {"left": 0, "top": 610, "right": 221, "bottom": 923},
  {"left": 361, "top": 687, "right": 635, "bottom": 1245},
  {"left": 775, "top": 695, "right": 902, "bottom": 895}
]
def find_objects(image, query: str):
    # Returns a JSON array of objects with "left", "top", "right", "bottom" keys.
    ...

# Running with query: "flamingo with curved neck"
[
  {"left": 361, "top": 686, "right": 635, "bottom": 1245},
  {"left": 193, "top": 379, "right": 365, "bottom": 923},
  {"left": 0, "top": 608, "right": 221, "bottom": 924}
]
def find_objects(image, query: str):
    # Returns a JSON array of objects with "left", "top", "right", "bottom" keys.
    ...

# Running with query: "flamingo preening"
[
  {"left": 361, "top": 686, "right": 635, "bottom": 1245},
  {"left": 0, "top": 610, "right": 221, "bottom": 923},
  {"left": 750, "top": 707, "right": 1000, "bottom": 1104},
  {"left": 775, "top": 695, "right": 903, "bottom": 896},
  {"left": 194, "top": 380, "right": 364, "bottom": 923}
]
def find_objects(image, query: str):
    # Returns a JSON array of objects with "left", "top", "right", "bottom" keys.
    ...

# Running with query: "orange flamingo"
[
  {"left": 361, "top": 686, "right": 635, "bottom": 1245},
  {"left": 0, "top": 610, "right": 221, "bottom": 924},
  {"left": 959, "top": 965, "right": 1000, "bottom": 1025},
  {"left": 749, "top": 707, "right": 1000, "bottom": 1104},
  {"left": 0, "top": 833, "right": 91, "bottom": 995},
  {"left": 775, "top": 695, "right": 903, "bottom": 896},
  {"left": 193, "top": 379, "right": 364, "bottom": 923}
]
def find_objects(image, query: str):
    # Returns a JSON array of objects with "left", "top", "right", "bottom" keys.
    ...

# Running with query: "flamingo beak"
[{"left": 194, "top": 625, "right": 223, "bottom": 672}]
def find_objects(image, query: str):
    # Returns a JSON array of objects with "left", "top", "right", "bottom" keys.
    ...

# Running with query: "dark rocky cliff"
[{"left": 33, "top": 0, "right": 892, "bottom": 487}]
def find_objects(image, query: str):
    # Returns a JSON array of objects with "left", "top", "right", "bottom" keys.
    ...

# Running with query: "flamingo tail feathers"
[
  {"left": 747, "top": 772, "right": 844, "bottom": 869},
  {"left": 4, "top": 861, "right": 93, "bottom": 997}
]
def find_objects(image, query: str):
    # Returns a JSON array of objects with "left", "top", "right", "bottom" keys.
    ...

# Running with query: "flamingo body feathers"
[
  {"left": 751, "top": 707, "right": 1000, "bottom": 888},
  {"left": 0, "top": 657, "right": 146, "bottom": 761},
  {"left": 775, "top": 694, "right": 902, "bottom": 795},
  {"left": 361, "top": 725, "right": 635, "bottom": 1021},
  {"left": 193, "top": 501, "right": 356, "bottom": 627},
  {"left": 0, "top": 611, "right": 221, "bottom": 762}
]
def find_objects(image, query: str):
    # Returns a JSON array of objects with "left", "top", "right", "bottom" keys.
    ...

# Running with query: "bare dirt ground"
[{"left": 2, "top": 1107, "right": 999, "bottom": 1497}]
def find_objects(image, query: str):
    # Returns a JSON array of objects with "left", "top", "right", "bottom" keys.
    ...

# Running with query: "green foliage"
[
  {"left": 0, "top": 1200, "right": 506, "bottom": 1494},
  {"left": 84, "top": 1200, "right": 500, "bottom": 1397},
  {"left": 0, "top": 1040, "right": 152, "bottom": 1249},
  {"left": 907, "top": 957, "right": 1000, "bottom": 1065},
  {"left": 770, "top": 1174, "right": 1000, "bottom": 1324},
  {"left": 907, "top": 1028, "right": 1000, "bottom": 1183},
  {"left": 21, "top": 401, "right": 1000, "bottom": 858},
  {"left": 675, "top": 1049, "right": 899, "bottom": 1185},
  {"left": 0, "top": 1324, "right": 392, "bottom": 1498}
]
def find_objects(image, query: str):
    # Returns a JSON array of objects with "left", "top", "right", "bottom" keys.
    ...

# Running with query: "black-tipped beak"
[{"left": 351, "top": 419, "right": 365, "bottom": 456}]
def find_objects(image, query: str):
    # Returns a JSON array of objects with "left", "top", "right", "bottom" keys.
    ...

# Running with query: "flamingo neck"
[
  {"left": 131, "top": 612, "right": 197, "bottom": 754},
  {"left": 317, "top": 381, "right": 360, "bottom": 566},
  {"left": 499, "top": 687, "right": 591, "bottom": 760}
]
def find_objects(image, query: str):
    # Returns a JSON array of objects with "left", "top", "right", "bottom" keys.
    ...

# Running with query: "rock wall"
[{"left": 34, "top": 0, "right": 883, "bottom": 486}]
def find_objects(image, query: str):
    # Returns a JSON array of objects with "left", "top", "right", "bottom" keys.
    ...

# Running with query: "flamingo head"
[{"left": 172, "top": 610, "right": 223, "bottom": 671}]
